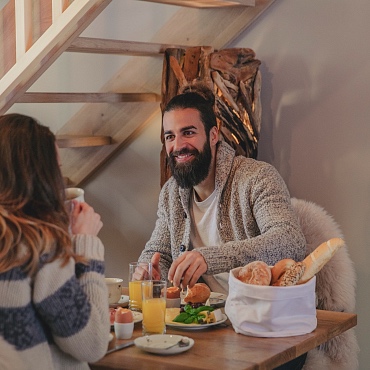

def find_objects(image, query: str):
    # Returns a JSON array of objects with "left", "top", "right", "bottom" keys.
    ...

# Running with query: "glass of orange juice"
[
  {"left": 128, "top": 262, "right": 152, "bottom": 312},
  {"left": 142, "top": 280, "right": 167, "bottom": 335}
]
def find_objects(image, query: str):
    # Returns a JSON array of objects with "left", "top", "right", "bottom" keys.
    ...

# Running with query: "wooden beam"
[
  {"left": 18, "top": 92, "right": 161, "bottom": 103},
  {"left": 140, "top": 0, "right": 255, "bottom": 7},
  {"left": 67, "top": 37, "right": 189, "bottom": 56},
  {"left": 56, "top": 135, "right": 112, "bottom": 148}
]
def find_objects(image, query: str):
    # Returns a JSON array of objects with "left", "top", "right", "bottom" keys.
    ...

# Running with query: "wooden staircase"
[{"left": 0, "top": 0, "right": 275, "bottom": 186}]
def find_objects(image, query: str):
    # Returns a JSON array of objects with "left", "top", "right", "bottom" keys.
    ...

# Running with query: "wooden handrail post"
[{"left": 15, "top": 0, "right": 32, "bottom": 59}]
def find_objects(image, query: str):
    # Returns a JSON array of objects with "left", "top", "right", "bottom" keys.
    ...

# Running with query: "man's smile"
[{"left": 175, "top": 152, "right": 194, "bottom": 163}]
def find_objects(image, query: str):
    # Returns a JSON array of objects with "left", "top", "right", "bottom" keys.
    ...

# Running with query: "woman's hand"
[{"left": 70, "top": 200, "right": 103, "bottom": 236}]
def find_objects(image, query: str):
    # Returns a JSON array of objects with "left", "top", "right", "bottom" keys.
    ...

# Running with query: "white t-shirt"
[
  {"left": 190, "top": 188, "right": 220, "bottom": 249},
  {"left": 190, "top": 189, "right": 229, "bottom": 294}
]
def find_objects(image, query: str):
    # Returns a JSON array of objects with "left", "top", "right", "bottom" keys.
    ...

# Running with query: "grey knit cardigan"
[{"left": 139, "top": 141, "right": 306, "bottom": 279}]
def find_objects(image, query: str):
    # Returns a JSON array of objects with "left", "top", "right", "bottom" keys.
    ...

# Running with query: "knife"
[{"left": 106, "top": 340, "right": 135, "bottom": 354}]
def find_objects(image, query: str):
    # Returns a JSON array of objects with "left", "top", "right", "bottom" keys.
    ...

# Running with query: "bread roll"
[
  {"left": 272, "top": 261, "right": 305, "bottom": 286},
  {"left": 237, "top": 261, "right": 271, "bottom": 285},
  {"left": 297, "top": 237, "right": 345, "bottom": 284},
  {"left": 167, "top": 286, "right": 181, "bottom": 299},
  {"left": 270, "top": 259, "right": 296, "bottom": 284},
  {"left": 184, "top": 283, "right": 211, "bottom": 304}
]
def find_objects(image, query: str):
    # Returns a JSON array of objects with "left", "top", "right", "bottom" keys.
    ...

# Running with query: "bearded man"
[{"left": 138, "top": 84, "right": 306, "bottom": 292}]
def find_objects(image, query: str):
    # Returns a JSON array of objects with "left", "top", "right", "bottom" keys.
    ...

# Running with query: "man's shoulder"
[
  {"left": 218, "top": 141, "right": 275, "bottom": 171},
  {"left": 234, "top": 154, "right": 275, "bottom": 172}
]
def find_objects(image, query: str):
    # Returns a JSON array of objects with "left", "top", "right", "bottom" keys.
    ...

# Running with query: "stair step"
[
  {"left": 18, "top": 92, "right": 160, "bottom": 103},
  {"left": 67, "top": 37, "right": 189, "bottom": 56},
  {"left": 56, "top": 135, "right": 112, "bottom": 148}
]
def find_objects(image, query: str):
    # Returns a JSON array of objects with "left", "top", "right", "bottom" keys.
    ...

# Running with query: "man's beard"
[{"left": 168, "top": 140, "right": 212, "bottom": 189}]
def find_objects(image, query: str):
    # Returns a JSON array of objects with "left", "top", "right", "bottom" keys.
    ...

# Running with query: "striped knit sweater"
[
  {"left": 0, "top": 234, "right": 110, "bottom": 370},
  {"left": 139, "top": 141, "right": 306, "bottom": 279}
]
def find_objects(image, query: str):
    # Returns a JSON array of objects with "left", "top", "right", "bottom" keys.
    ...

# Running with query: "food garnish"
[{"left": 173, "top": 304, "right": 214, "bottom": 324}]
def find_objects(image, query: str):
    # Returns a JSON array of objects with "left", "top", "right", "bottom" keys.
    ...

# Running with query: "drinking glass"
[
  {"left": 141, "top": 280, "right": 167, "bottom": 335},
  {"left": 128, "top": 262, "right": 152, "bottom": 312}
]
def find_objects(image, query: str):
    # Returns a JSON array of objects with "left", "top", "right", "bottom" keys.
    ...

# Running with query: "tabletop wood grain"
[{"left": 90, "top": 309, "right": 357, "bottom": 370}]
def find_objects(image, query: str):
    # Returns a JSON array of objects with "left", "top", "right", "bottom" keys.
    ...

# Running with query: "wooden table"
[{"left": 90, "top": 310, "right": 356, "bottom": 370}]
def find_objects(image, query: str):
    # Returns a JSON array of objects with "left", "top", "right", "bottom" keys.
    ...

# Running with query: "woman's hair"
[
  {"left": 0, "top": 114, "right": 80, "bottom": 275},
  {"left": 163, "top": 82, "right": 217, "bottom": 137}
]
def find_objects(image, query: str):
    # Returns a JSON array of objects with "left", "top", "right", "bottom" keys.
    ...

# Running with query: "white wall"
[
  {"left": 7, "top": 0, "right": 369, "bottom": 368},
  {"left": 230, "top": 1, "right": 369, "bottom": 368}
]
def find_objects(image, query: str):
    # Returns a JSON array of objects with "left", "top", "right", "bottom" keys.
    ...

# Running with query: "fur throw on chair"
[{"left": 291, "top": 198, "right": 359, "bottom": 370}]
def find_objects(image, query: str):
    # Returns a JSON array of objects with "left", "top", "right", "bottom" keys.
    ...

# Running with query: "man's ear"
[{"left": 209, "top": 126, "right": 219, "bottom": 146}]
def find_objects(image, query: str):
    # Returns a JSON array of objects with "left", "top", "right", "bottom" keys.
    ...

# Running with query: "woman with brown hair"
[{"left": 0, "top": 114, "right": 109, "bottom": 369}]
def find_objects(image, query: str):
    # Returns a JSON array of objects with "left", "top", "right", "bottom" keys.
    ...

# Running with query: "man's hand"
[
  {"left": 168, "top": 251, "right": 207, "bottom": 288},
  {"left": 151, "top": 252, "right": 162, "bottom": 280}
]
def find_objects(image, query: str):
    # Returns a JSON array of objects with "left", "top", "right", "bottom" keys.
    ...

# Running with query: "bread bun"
[
  {"left": 271, "top": 261, "right": 305, "bottom": 286},
  {"left": 237, "top": 261, "right": 271, "bottom": 285},
  {"left": 167, "top": 286, "right": 181, "bottom": 299},
  {"left": 270, "top": 259, "right": 296, "bottom": 284},
  {"left": 184, "top": 283, "right": 211, "bottom": 303},
  {"left": 298, "top": 237, "right": 345, "bottom": 284}
]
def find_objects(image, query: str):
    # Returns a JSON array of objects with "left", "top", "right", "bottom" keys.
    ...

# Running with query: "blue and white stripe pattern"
[{"left": 0, "top": 234, "right": 110, "bottom": 369}]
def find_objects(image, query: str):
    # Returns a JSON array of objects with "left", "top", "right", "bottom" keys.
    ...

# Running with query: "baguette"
[{"left": 297, "top": 237, "right": 345, "bottom": 284}]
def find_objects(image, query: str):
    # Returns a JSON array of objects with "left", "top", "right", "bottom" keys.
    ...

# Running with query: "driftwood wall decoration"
[{"left": 160, "top": 46, "right": 261, "bottom": 187}]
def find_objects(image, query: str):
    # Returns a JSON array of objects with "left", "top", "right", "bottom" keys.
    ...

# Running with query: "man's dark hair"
[{"left": 163, "top": 83, "right": 217, "bottom": 137}]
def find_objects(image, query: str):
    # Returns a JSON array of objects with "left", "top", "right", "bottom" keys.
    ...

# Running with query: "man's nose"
[{"left": 173, "top": 135, "right": 186, "bottom": 152}]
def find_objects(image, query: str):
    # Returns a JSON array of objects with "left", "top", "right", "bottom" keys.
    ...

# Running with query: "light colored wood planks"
[
  {"left": 56, "top": 135, "right": 112, "bottom": 148},
  {"left": 15, "top": 0, "right": 33, "bottom": 58},
  {"left": 67, "top": 37, "right": 189, "bottom": 56},
  {"left": 140, "top": 0, "right": 255, "bottom": 8},
  {"left": 18, "top": 92, "right": 160, "bottom": 103},
  {"left": 59, "top": 0, "right": 276, "bottom": 186},
  {"left": 0, "top": 0, "right": 16, "bottom": 78},
  {"left": 0, "top": 0, "right": 112, "bottom": 114}
]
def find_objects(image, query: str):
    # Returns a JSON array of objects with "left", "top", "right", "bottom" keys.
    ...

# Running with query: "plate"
[
  {"left": 109, "top": 295, "right": 129, "bottom": 308},
  {"left": 134, "top": 334, "right": 194, "bottom": 355},
  {"left": 132, "top": 311, "right": 143, "bottom": 323},
  {"left": 180, "top": 291, "right": 227, "bottom": 308},
  {"left": 166, "top": 313, "right": 228, "bottom": 330}
]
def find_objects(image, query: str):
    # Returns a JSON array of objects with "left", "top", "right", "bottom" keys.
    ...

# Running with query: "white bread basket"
[{"left": 225, "top": 267, "right": 317, "bottom": 337}]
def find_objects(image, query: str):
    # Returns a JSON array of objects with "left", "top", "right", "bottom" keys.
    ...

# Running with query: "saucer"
[{"left": 134, "top": 334, "right": 194, "bottom": 355}]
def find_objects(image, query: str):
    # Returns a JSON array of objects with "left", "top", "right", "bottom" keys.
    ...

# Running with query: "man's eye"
[
  {"left": 165, "top": 135, "right": 174, "bottom": 141},
  {"left": 184, "top": 131, "right": 195, "bottom": 136}
]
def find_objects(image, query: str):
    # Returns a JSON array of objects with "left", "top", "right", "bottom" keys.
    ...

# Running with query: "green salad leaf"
[{"left": 173, "top": 304, "right": 214, "bottom": 324}]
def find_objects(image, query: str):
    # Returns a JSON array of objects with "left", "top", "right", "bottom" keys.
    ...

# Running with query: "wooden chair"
[{"left": 291, "top": 198, "right": 359, "bottom": 370}]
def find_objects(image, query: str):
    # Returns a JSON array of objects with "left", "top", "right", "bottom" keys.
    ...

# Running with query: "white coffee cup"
[
  {"left": 105, "top": 278, "right": 123, "bottom": 304},
  {"left": 65, "top": 187, "right": 85, "bottom": 202}
]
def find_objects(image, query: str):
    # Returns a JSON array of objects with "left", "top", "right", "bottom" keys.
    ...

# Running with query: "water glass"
[
  {"left": 128, "top": 262, "right": 152, "bottom": 312},
  {"left": 142, "top": 280, "right": 167, "bottom": 335}
]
